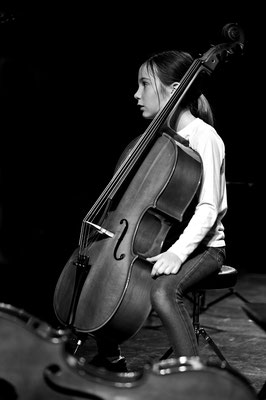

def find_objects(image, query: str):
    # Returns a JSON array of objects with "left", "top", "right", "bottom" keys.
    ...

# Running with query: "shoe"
[{"left": 89, "top": 354, "right": 128, "bottom": 373}]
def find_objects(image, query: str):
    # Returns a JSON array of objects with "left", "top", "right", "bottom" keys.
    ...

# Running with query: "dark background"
[{"left": 0, "top": 2, "right": 262, "bottom": 324}]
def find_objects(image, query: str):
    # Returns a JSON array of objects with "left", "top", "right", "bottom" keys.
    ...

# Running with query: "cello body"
[{"left": 54, "top": 133, "right": 202, "bottom": 341}]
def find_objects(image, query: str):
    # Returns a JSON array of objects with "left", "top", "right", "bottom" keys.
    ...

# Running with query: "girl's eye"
[{"left": 141, "top": 79, "right": 149, "bottom": 87}]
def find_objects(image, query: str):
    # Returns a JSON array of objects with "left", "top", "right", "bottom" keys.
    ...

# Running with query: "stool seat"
[{"left": 195, "top": 265, "right": 238, "bottom": 291}]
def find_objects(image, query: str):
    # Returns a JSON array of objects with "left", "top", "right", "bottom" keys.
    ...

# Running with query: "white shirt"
[{"left": 168, "top": 118, "right": 227, "bottom": 262}]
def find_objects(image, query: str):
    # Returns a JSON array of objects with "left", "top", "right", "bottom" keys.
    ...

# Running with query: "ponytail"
[{"left": 190, "top": 94, "right": 214, "bottom": 126}]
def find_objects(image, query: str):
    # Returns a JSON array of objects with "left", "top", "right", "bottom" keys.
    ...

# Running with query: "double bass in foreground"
[
  {"left": 53, "top": 23, "right": 245, "bottom": 344},
  {"left": 0, "top": 303, "right": 257, "bottom": 400}
]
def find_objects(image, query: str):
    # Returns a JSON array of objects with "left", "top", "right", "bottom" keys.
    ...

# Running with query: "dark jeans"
[
  {"left": 150, "top": 245, "right": 226, "bottom": 357},
  {"left": 95, "top": 245, "right": 225, "bottom": 359}
]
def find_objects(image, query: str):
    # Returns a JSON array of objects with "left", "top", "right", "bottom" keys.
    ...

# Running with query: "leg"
[
  {"left": 88, "top": 332, "right": 128, "bottom": 372},
  {"left": 150, "top": 246, "right": 225, "bottom": 358}
]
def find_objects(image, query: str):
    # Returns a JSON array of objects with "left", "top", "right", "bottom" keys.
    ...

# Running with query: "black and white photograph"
[{"left": 0, "top": 2, "right": 264, "bottom": 399}]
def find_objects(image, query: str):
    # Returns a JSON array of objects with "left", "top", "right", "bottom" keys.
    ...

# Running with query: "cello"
[{"left": 53, "top": 23, "right": 244, "bottom": 344}]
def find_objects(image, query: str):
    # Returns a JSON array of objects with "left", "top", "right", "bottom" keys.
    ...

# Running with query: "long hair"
[{"left": 144, "top": 50, "right": 214, "bottom": 126}]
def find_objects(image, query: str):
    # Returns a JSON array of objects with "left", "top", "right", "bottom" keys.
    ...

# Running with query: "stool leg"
[
  {"left": 203, "top": 288, "right": 249, "bottom": 311},
  {"left": 193, "top": 291, "right": 203, "bottom": 343},
  {"left": 193, "top": 291, "right": 230, "bottom": 366},
  {"left": 198, "top": 327, "right": 230, "bottom": 366}
]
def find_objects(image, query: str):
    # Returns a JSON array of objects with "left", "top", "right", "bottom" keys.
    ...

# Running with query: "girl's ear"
[{"left": 171, "top": 82, "right": 179, "bottom": 94}]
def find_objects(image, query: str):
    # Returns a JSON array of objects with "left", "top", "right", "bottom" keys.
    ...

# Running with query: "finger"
[
  {"left": 166, "top": 265, "right": 179, "bottom": 275},
  {"left": 151, "top": 262, "right": 161, "bottom": 277},
  {"left": 147, "top": 255, "right": 160, "bottom": 262},
  {"left": 163, "top": 266, "right": 173, "bottom": 275},
  {"left": 152, "top": 262, "right": 167, "bottom": 276}
]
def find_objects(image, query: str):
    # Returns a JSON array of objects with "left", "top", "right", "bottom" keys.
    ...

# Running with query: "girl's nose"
[{"left": 134, "top": 88, "right": 140, "bottom": 100}]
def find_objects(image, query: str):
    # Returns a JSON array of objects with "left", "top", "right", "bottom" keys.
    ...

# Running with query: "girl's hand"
[{"left": 147, "top": 251, "right": 182, "bottom": 277}]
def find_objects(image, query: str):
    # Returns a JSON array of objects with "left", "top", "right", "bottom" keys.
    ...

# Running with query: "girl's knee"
[
  {"left": 150, "top": 278, "right": 184, "bottom": 310},
  {"left": 150, "top": 280, "right": 177, "bottom": 310},
  {"left": 150, "top": 283, "right": 166, "bottom": 308}
]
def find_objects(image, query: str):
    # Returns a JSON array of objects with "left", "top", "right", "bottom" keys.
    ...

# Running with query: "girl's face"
[{"left": 134, "top": 64, "right": 171, "bottom": 120}]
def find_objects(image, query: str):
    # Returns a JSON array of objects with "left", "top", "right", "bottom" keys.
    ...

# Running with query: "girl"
[{"left": 90, "top": 49, "right": 227, "bottom": 372}]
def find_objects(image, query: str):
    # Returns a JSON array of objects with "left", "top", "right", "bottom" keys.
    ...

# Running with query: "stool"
[{"left": 160, "top": 265, "right": 238, "bottom": 366}]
